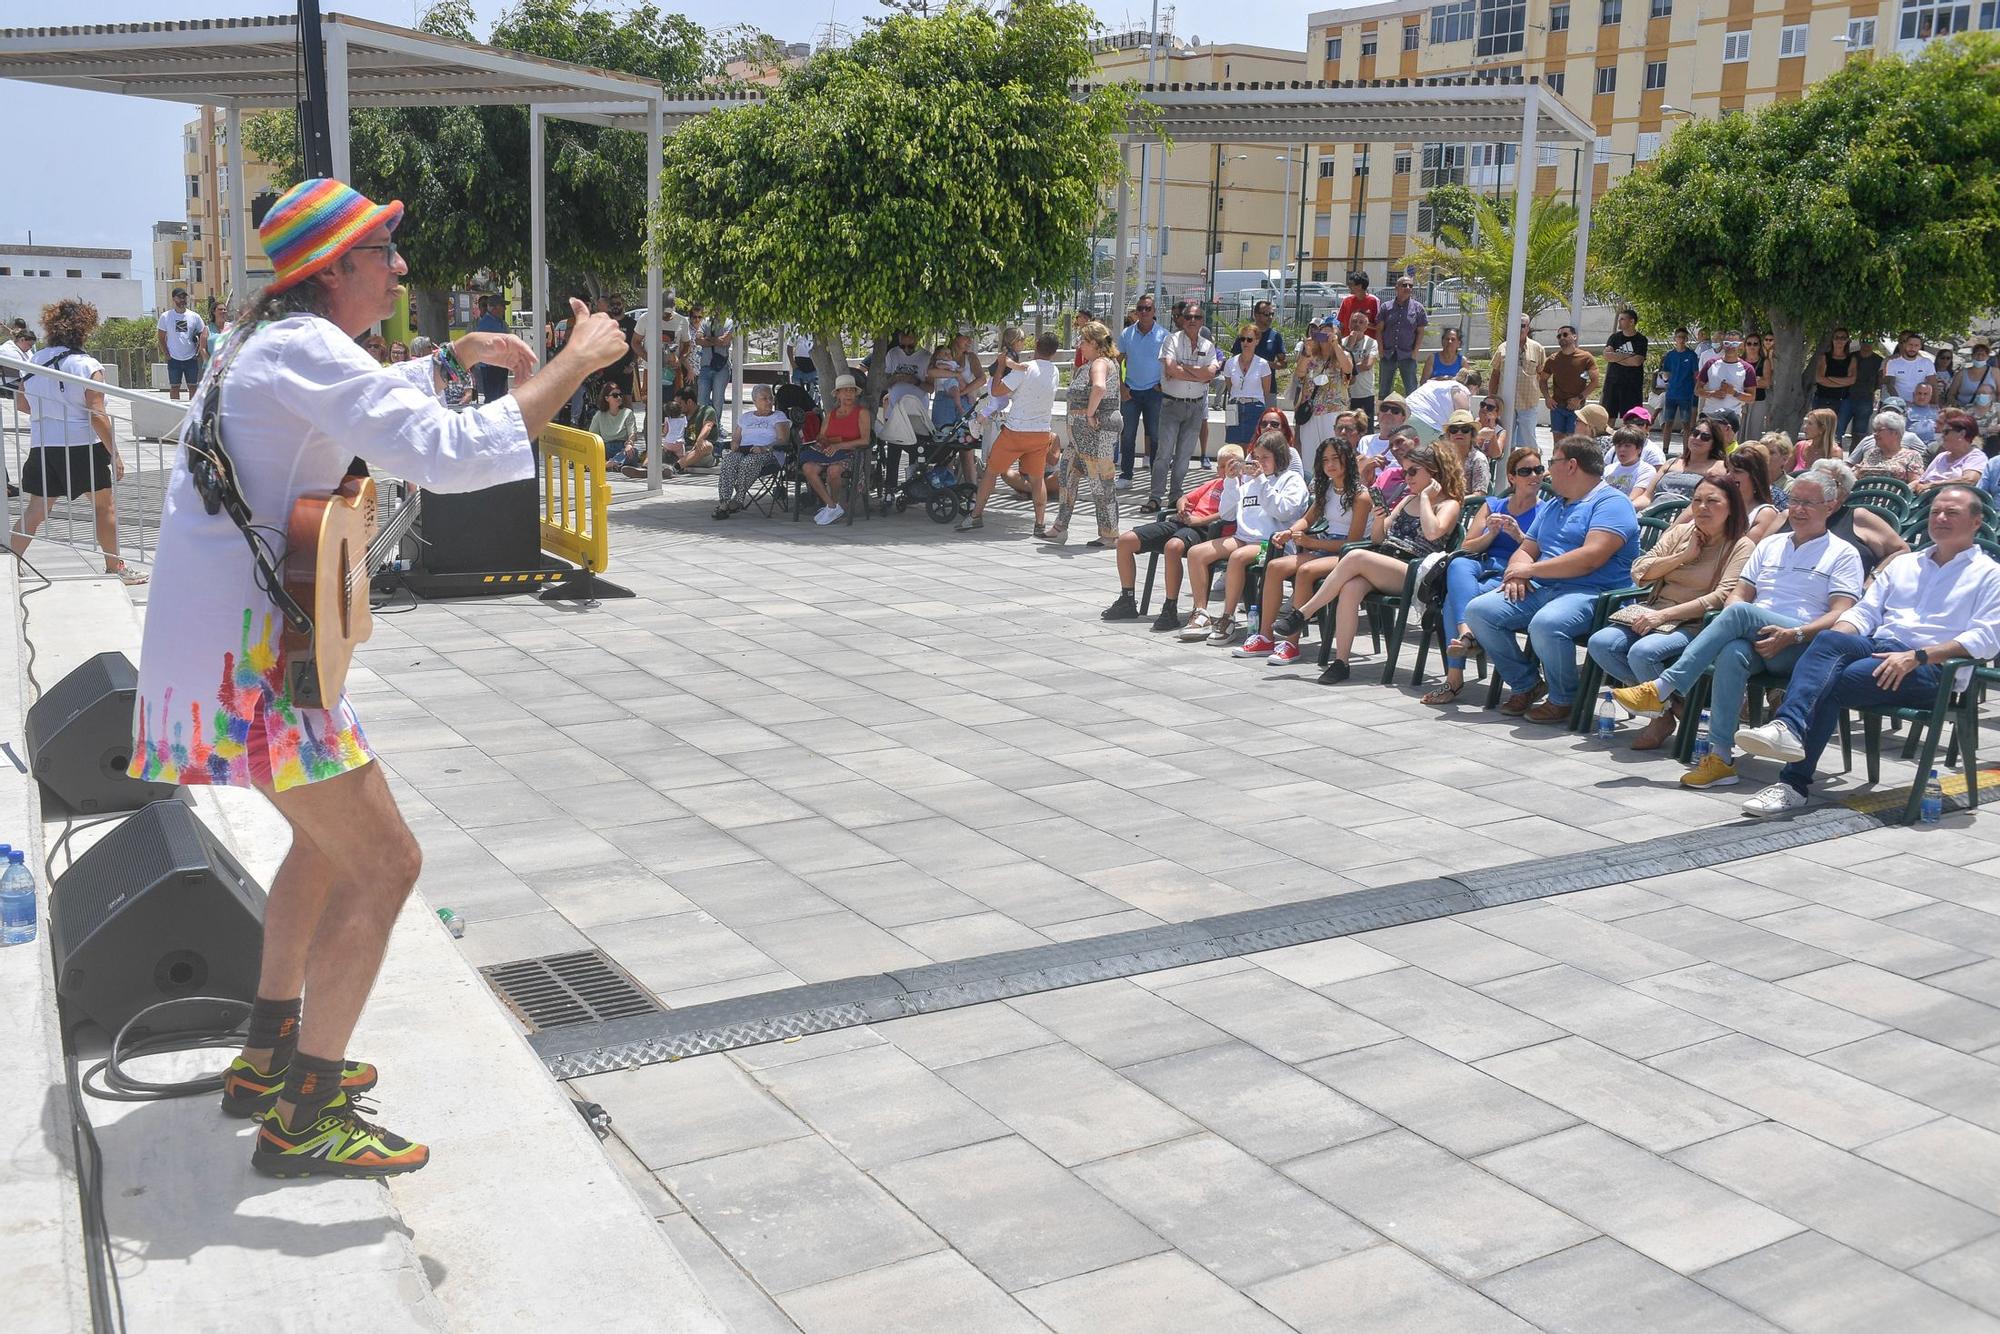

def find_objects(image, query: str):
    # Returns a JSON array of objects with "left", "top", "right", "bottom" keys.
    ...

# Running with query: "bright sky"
[{"left": 1, "top": 1, "right": 1317, "bottom": 308}]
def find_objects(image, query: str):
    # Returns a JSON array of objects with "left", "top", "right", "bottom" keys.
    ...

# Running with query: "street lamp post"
[
  {"left": 1205, "top": 150, "right": 1248, "bottom": 314},
  {"left": 1276, "top": 149, "right": 1295, "bottom": 319}
]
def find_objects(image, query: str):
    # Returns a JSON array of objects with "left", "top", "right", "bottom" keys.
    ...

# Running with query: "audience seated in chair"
[
  {"left": 1177, "top": 432, "right": 1310, "bottom": 646},
  {"left": 1239, "top": 431, "right": 1374, "bottom": 666},
  {"left": 715, "top": 383, "right": 789, "bottom": 519},
  {"left": 1426, "top": 447, "right": 1548, "bottom": 706},
  {"left": 803, "top": 373, "right": 871, "bottom": 525},
  {"left": 1102, "top": 445, "right": 1242, "bottom": 631}
]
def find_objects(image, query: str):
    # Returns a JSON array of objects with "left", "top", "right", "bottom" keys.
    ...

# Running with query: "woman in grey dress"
[{"left": 1049, "top": 320, "right": 1119, "bottom": 546}]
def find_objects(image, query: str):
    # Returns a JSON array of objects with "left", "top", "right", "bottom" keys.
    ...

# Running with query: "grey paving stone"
[
  {"left": 1249, "top": 936, "right": 1403, "bottom": 988},
  {"left": 1649, "top": 1033, "right": 1943, "bottom": 1149},
  {"left": 1079, "top": 858, "right": 1265, "bottom": 920},
  {"left": 729, "top": 1027, "right": 888, "bottom": 1072},
  {"left": 1475, "top": 1036, "right": 1760, "bottom": 1152},
  {"left": 751, "top": 1044, "right": 1007, "bottom": 1170},
  {"left": 574, "top": 1054, "right": 811, "bottom": 1170},
  {"left": 1935, "top": 960, "right": 2000, "bottom": 1006},
  {"left": 1618, "top": 905, "right": 1847, "bottom": 979},
  {"left": 940, "top": 1043, "right": 1199, "bottom": 1168},
  {"left": 1629, "top": 963, "right": 1887, "bottom": 1055},
  {"left": 587, "top": 910, "right": 780, "bottom": 994},
  {"left": 663, "top": 1137, "right": 941, "bottom": 1295},
  {"left": 1750, "top": 904, "right": 1985, "bottom": 978},
  {"left": 808, "top": 862, "right": 984, "bottom": 929},
  {"left": 892, "top": 911, "right": 1049, "bottom": 957},
  {"left": 1470, "top": 903, "right": 1708, "bottom": 983},
  {"left": 737, "top": 910, "right": 932, "bottom": 979},
  {"left": 1545, "top": 883, "right": 1678, "bottom": 921},
  {"left": 604, "top": 815, "right": 758, "bottom": 873},
  {"left": 1817, "top": 1032, "right": 2000, "bottom": 1134},
  {"left": 1479, "top": 964, "right": 1732, "bottom": 1059},
  {"left": 1478, "top": 1125, "right": 1803, "bottom": 1273},
  {"left": 1638, "top": 867, "right": 1808, "bottom": 920},
  {"left": 1248, "top": 1244, "right": 1536, "bottom": 1334},
  {"left": 732, "top": 816, "right": 900, "bottom": 876},
  {"left": 778, "top": 1251, "right": 1043, "bottom": 1334},
  {"left": 1122, "top": 1041, "right": 1388, "bottom": 1164},
  {"left": 656, "top": 1214, "right": 803, "bottom": 1334},
  {"left": 1077, "top": 1133, "right": 1375, "bottom": 1287},
  {"left": 1158, "top": 966, "right": 1399, "bottom": 1063},
  {"left": 1357, "top": 918, "right": 1553, "bottom": 985},
  {"left": 1700, "top": 1232, "right": 2000, "bottom": 1334},
  {"left": 1727, "top": 853, "right": 1937, "bottom": 918},
  {"left": 1304, "top": 1037, "right": 1578, "bottom": 1158},
  {"left": 1885, "top": 901, "right": 2000, "bottom": 959},
  {"left": 1859, "top": 1117, "right": 2000, "bottom": 1216},
  {"left": 450, "top": 907, "right": 591, "bottom": 968},
  {"left": 1007, "top": 980, "right": 1230, "bottom": 1069},
  {"left": 420, "top": 777, "right": 568, "bottom": 830},
  {"left": 1284, "top": 1130, "right": 1596, "bottom": 1281},
  {"left": 1784, "top": 962, "right": 2000, "bottom": 1053},
  {"left": 1018, "top": 1251, "right": 1290, "bottom": 1334},
  {"left": 944, "top": 861, "right": 1131, "bottom": 928},
  {"left": 875, "top": 1137, "right": 1165, "bottom": 1292},
  {"left": 1916, "top": 1233, "right": 2000, "bottom": 1317},
  {"left": 1672, "top": 1122, "right": 1999, "bottom": 1268},
  {"left": 1321, "top": 967, "right": 1565, "bottom": 1063},
  {"left": 861, "top": 816, "right": 1027, "bottom": 879},
  {"left": 525, "top": 858, "right": 696, "bottom": 930},
  {"left": 668, "top": 779, "right": 817, "bottom": 831},
  {"left": 1477, "top": 1236, "right": 1782, "bottom": 1334},
  {"left": 877, "top": 1005, "right": 1057, "bottom": 1071}
]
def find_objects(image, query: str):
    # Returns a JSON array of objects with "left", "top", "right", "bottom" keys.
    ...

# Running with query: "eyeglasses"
[
  {"left": 1515, "top": 465, "right": 1546, "bottom": 476},
  {"left": 1481, "top": 401, "right": 1500, "bottom": 411},
  {"left": 1446, "top": 426, "right": 1474, "bottom": 435},
  {"left": 1691, "top": 430, "right": 1714, "bottom": 441},
  {"left": 1136, "top": 305, "right": 1155, "bottom": 314},
  {"left": 349, "top": 241, "right": 401, "bottom": 263}
]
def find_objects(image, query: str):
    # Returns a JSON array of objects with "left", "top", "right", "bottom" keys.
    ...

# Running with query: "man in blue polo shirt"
[
  {"left": 1465, "top": 435, "right": 1640, "bottom": 723},
  {"left": 1116, "top": 296, "right": 1168, "bottom": 489}
]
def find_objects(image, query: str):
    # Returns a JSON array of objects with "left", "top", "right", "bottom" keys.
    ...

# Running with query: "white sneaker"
[
  {"left": 1736, "top": 719, "right": 1807, "bottom": 763},
  {"left": 813, "top": 506, "right": 834, "bottom": 525},
  {"left": 1178, "top": 609, "right": 1216, "bottom": 642},
  {"left": 1205, "top": 615, "right": 1241, "bottom": 646},
  {"left": 1115, "top": 476, "right": 1133, "bottom": 491},
  {"left": 826, "top": 504, "right": 845, "bottom": 524},
  {"left": 1742, "top": 783, "right": 1808, "bottom": 818}
]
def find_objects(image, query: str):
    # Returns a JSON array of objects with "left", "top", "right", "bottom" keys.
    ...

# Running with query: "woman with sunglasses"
[
  {"left": 1722, "top": 441, "right": 1787, "bottom": 542},
  {"left": 1913, "top": 410, "right": 1989, "bottom": 494},
  {"left": 1652, "top": 419, "right": 1727, "bottom": 503},
  {"left": 588, "top": 383, "right": 639, "bottom": 468},
  {"left": 1438, "top": 409, "right": 1490, "bottom": 497},
  {"left": 1273, "top": 439, "right": 1465, "bottom": 683},
  {"left": 1239, "top": 433, "right": 1373, "bottom": 665},
  {"left": 1291, "top": 323, "right": 1354, "bottom": 461},
  {"left": 1423, "top": 447, "right": 1545, "bottom": 705},
  {"left": 1476, "top": 394, "right": 1506, "bottom": 454},
  {"left": 1741, "top": 333, "right": 1771, "bottom": 439}
]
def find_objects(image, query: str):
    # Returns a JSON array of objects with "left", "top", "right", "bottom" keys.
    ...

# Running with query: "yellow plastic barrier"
[{"left": 539, "top": 423, "right": 611, "bottom": 574}]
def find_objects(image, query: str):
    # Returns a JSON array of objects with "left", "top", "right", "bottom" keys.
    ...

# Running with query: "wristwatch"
[{"left": 1915, "top": 649, "right": 1931, "bottom": 666}]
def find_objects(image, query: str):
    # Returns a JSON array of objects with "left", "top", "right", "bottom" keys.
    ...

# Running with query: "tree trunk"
[
  {"left": 411, "top": 285, "right": 452, "bottom": 343},
  {"left": 809, "top": 332, "right": 847, "bottom": 402},
  {"left": 1767, "top": 312, "right": 1815, "bottom": 449}
]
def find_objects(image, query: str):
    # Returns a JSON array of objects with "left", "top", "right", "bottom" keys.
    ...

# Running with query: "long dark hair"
[
  {"left": 1693, "top": 474, "right": 1750, "bottom": 545},
  {"left": 1726, "top": 441, "right": 1775, "bottom": 509},
  {"left": 1313, "top": 433, "right": 1360, "bottom": 513}
]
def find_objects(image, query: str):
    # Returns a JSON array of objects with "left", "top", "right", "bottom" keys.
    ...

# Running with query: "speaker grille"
[
  {"left": 482, "top": 951, "right": 660, "bottom": 1032},
  {"left": 53, "top": 800, "right": 253, "bottom": 957}
]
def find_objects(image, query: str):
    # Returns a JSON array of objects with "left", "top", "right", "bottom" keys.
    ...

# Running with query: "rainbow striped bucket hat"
[{"left": 259, "top": 178, "right": 404, "bottom": 293}]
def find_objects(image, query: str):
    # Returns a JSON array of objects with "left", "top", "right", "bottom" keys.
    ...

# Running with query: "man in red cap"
[{"left": 127, "top": 179, "right": 630, "bottom": 1178}]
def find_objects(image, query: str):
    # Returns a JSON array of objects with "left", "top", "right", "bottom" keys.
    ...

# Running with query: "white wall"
[{"left": 0, "top": 274, "right": 145, "bottom": 326}]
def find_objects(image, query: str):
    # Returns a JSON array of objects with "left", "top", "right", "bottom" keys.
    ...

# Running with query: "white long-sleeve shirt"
[
  {"left": 1837, "top": 543, "right": 2000, "bottom": 688},
  {"left": 1218, "top": 468, "right": 1309, "bottom": 544}
]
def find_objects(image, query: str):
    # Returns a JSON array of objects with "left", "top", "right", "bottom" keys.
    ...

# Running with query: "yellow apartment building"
[
  {"left": 180, "top": 107, "right": 281, "bottom": 316},
  {"left": 1301, "top": 0, "right": 1982, "bottom": 280}
]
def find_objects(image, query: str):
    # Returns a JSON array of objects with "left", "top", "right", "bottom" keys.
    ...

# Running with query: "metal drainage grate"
[{"left": 481, "top": 950, "right": 661, "bottom": 1032}]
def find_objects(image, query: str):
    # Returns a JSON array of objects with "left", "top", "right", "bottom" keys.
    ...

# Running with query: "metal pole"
[
  {"left": 530, "top": 106, "right": 546, "bottom": 392},
  {"left": 1204, "top": 142, "right": 1221, "bottom": 314},
  {"left": 1142, "top": 2, "right": 1161, "bottom": 301},
  {"left": 297, "top": 0, "right": 333, "bottom": 178},
  {"left": 324, "top": 26, "right": 349, "bottom": 181},
  {"left": 1112, "top": 154, "right": 1132, "bottom": 324},
  {"left": 731, "top": 329, "right": 745, "bottom": 448},
  {"left": 1502, "top": 86, "right": 1539, "bottom": 453},
  {"left": 1296, "top": 146, "right": 1310, "bottom": 296},
  {"left": 1151, "top": 123, "right": 1169, "bottom": 303},
  {"left": 645, "top": 98, "right": 663, "bottom": 495},
  {"left": 1570, "top": 138, "right": 1596, "bottom": 327},
  {"left": 224, "top": 105, "right": 248, "bottom": 306},
  {"left": 1278, "top": 150, "right": 1294, "bottom": 314}
]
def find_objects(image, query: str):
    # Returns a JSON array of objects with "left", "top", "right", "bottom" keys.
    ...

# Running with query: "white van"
[{"left": 1210, "top": 269, "right": 1279, "bottom": 301}]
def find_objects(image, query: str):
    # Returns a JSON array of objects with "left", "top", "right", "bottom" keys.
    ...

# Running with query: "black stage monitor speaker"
[
  {"left": 51, "top": 800, "right": 265, "bottom": 1038},
  {"left": 25, "top": 651, "right": 177, "bottom": 814},
  {"left": 414, "top": 477, "right": 541, "bottom": 573}
]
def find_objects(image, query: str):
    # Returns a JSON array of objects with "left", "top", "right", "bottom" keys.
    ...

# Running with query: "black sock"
[
  {"left": 1120, "top": 585, "right": 1134, "bottom": 596},
  {"left": 245, "top": 995, "right": 302, "bottom": 1073},
  {"left": 278, "top": 1052, "right": 345, "bottom": 1128}
]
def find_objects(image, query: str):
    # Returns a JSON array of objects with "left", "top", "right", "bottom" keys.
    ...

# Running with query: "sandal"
[
  {"left": 1445, "top": 630, "right": 1477, "bottom": 658},
  {"left": 1420, "top": 680, "right": 1464, "bottom": 707}
]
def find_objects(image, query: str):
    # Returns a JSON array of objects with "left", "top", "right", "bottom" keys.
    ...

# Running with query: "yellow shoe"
[
  {"left": 1612, "top": 682, "right": 1668, "bottom": 717},
  {"left": 1680, "top": 752, "right": 1740, "bottom": 789}
]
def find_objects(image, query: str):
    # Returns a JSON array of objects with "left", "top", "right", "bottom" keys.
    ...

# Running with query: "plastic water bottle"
[
  {"left": 437, "top": 907, "right": 467, "bottom": 938},
  {"left": 1921, "top": 769, "right": 1945, "bottom": 825},
  {"left": 1, "top": 851, "right": 37, "bottom": 945},
  {"left": 1691, "top": 711, "right": 1713, "bottom": 765},
  {"left": 1595, "top": 690, "right": 1618, "bottom": 740}
]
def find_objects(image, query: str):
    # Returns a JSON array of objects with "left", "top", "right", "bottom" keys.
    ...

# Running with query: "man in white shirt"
[
  {"left": 1150, "top": 298, "right": 1218, "bottom": 515},
  {"left": 1697, "top": 330, "right": 1755, "bottom": 420},
  {"left": 958, "top": 331, "right": 1061, "bottom": 536},
  {"left": 1882, "top": 330, "right": 1936, "bottom": 403},
  {"left": 156, "top": 287, "right": 209, "bottom": 401},
  {"left": 1736, "top": 484, "right": 2000, "bottom": 814}
]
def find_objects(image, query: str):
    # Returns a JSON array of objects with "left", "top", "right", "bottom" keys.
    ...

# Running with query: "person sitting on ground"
[
  {"left": 1271, "top": 440, "right": 1466, "bottom": 682},
  {"left": 1463, "top": 435, "right": 1641, "bottom": 723},
  {"left": 1425, "top": 447, "right": 1547, "bottom": 706},
  {"left": 1439, "top": 409, "right": 1490, "bottom": 497},
  {"left": 1733, "top": 484, "right": 2000, "bottom": 816},
  {"left": 1723, "top": 441, "right": 1787, "bottom": 542},
  {"left": 1176, "top": 432, "right": 1310, "bottom": 645},
  {"left": 714, "top": 382, "right": 790, "bottom": 518},
  {"left": 1615, "top": 459, "right": 1867, "bottom": 788},
  {"left": 802, "top": 373, "right": 870, "bottom": 524},
  {"left": 1102, "top": 445, "right": 1242, "bottom": 631},
  {"left": 1852, "top": 410, "right": 1924, "bottom": 482},
  {"left": 1604, "top": 427, "right": 1660, "bottom": 507},
  {"left": 1914, "top": 410, "right": 1988, "bottom": 494},
  {"left": 959, "top": 331, "right": 1063, "bottom": 536},
  {"left": 1240, "top": 433, "right": 1373, "bottom": 665},
  {"left": 677, "top": 384, "right": 720, "bottom": 470},
  {"left": 1586, "top": 476, "right": 1753, "bottom": 748},
  {"left": 1652, "top": 417, "right": 1728, "bottom": 502},
  {"left": 588, "top": 383, "right": 640, "bottom": 467}
]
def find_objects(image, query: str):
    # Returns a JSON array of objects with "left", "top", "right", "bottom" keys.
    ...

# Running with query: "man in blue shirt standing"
[
  {"left": 1465, "top": 435, "right": 1641, "bottom": 723},
  {"left": 1658, "top": 327, "right": 1698, "bottom": 460},
  {"left": 471, "top": 294, "right": 510, "bottom": 406},
  {"left": 1377, "top": 275, "right": 1428, "bottom": 399},
  {"left": 1116, "top": 296, "right": 1168, "bottom": 490}
]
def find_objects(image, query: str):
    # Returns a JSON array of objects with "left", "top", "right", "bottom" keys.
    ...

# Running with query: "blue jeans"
[
  {"left": 1774, "top": 631, "right": 1939, "bottom": 795},
  {"left": 1119, "top": 385, "right": 1163, "bottom": 480},
  {"left": 698, "top": 363, "right": 731, "bottom": 434},
  {"left": 1834, "top": 396, "right": 1863, "bottom": 444},
  {"left": 1383, "top": 355, "right": 1421, "bottom": 399},
  {"left": 1549, "top": 404, "right": 1579, "bottom": 436},
  {"left": 1509, "top": 407, "right": 1540, "bottom": 454},
  {"left": 1443, "top": 557, "right": 1502, "bottom": 670},
  {"left": 932, "top": 393, "right": 965, "bottom": 432},
  {"left": 791, "top": 367, "right": 819, "bottom": 405},
  {"left": 1586, "top": 624, "right": 1692, "bottom": 687},
  {"left": 1465, "top": 584, "right": 1601, "bottom": 707},
  {"left": 1656, "top": 602, "right": 1806, "bottom": 756}
]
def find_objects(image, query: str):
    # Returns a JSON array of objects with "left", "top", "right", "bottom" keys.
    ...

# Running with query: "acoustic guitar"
[{"left": 281, "top": 478, "right": 421, "bottom": 709}]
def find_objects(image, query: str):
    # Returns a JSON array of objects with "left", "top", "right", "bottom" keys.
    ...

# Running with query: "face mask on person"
[{"left": 1971, "top": 359, "right": 1989, "bottom": 370}]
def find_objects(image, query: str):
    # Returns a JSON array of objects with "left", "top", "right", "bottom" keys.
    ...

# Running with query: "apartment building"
[
  {"left": 151, "top": 221, "right": 188, "bottom": 297},
  {"left": 0, "top": 244, "right": 143, "bottom": 326},
  {"left": 1091, "top": 30, "right": 1307, "bottom": 299},
  {"left": 180, "top": 107, "right": 281, "bottom": 314},
  {"left": 1302, "top": 0, "right": 1988, "bottom": 279}
]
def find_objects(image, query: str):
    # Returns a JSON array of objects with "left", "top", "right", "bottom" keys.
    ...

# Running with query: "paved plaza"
[{"left": 341, "top": 471, "right": 2000, "bottom": 1333}]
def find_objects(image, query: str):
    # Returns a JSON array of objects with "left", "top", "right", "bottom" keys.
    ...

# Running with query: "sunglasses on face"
[
  {"left": 1447, "top": 426, "right": 1473, "bottom": 435},
  {"left": 1692, "top": 430, "right": 1714, "bottom": 441},
  {"left": 1515, "top": 465, "right": 1546, "bottom": 476}
]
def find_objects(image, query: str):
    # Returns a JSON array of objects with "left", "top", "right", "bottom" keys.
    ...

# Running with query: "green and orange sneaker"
[
  {"left": 251, "top": 1091, "right": 430, "bottom": 1180},
  {"left": 220, "top": 1055, "right": 378, "bottom": 1119}
]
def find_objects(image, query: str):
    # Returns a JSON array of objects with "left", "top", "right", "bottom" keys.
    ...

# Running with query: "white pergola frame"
[{"left": 0, "top": 12, "right": 673, "bottom": 487}]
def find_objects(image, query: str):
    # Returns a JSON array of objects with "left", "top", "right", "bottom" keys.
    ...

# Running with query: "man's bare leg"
[{"left": 235, "top": 828, "right": 339, "bottom": 1073}]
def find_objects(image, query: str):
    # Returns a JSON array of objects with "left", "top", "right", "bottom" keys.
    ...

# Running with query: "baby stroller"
[{"left": 893, "top": 392, "right": 984, "bottom": 524}]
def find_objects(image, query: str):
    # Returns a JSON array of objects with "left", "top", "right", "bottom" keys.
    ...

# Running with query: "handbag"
[{"left": 1294, "top": 399, "right": 1314, "bottom": 427}]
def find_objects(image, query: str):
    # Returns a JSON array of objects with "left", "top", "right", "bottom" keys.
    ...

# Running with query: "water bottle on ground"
[
  {"left": 1921, "top": 769, "right": 1945, "bottom": 825},
  {"left": 437, "top": 907, "right": 467, "bottom": 938},
  {"left": 1691, "top": 711, "right": 1713, "bottom": 765},
  {"left": 2, "top": 850, "right": 37, "bottom": 945},
  {"left": 1595, "top": 690, "right": 1618, "bottom": 740}
]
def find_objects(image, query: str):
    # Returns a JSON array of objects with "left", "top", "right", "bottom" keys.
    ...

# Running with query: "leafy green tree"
[
  {"left": 1591, "top": 34, "right": 2000, "bottom": 432},
  {"left": 1424, "top": 182, "right": 1477, "bottom": 239},
  {"left": 649, "top": 0, "right": 1132, "bottom": 399},
  {"left": 1404, "top": 194, "right": 1600, "bottom": 355}
]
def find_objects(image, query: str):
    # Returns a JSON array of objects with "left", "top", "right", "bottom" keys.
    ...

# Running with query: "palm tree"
[{"left": 1405, "top": 195, "right": 1602, "bottom": 346}]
